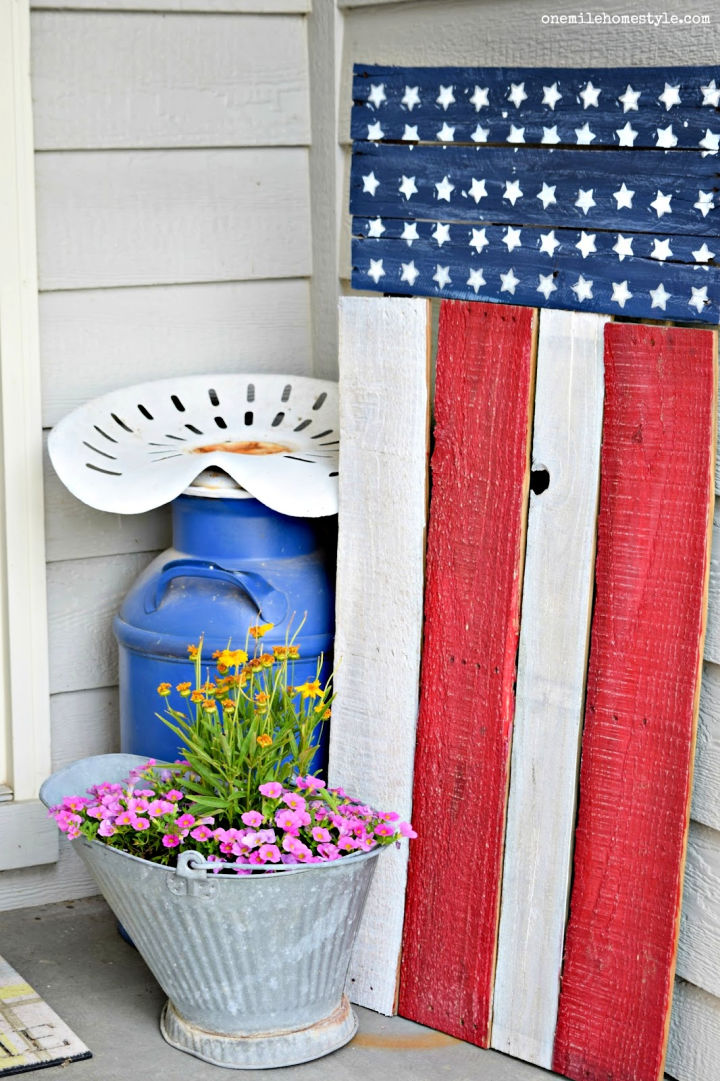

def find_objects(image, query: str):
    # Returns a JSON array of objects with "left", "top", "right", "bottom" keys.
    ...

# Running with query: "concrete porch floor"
[{"left": 0, "top": 895, "right": 555, "bottom": 1081}]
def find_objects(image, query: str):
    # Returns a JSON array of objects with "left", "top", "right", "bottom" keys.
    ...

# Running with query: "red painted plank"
[
  {"left": 398, "top": 300, "right": 536, "bottom": 1045},
  {"left": 552, "top": 323, "right": 717, "bottom": 1081}
]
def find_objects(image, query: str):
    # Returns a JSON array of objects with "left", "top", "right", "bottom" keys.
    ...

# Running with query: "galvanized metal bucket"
[{"left": 40, "top": 755, "right": 381, "bottom": 1069}]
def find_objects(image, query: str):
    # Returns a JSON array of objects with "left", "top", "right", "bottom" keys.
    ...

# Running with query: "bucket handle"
[{"left": 145, "top": 559, "right": 288, "bottom": 625}]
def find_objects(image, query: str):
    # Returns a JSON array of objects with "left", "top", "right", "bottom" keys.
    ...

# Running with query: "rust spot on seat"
[{"left": 192, "top": 440, "right": 290, "bottom": 456}]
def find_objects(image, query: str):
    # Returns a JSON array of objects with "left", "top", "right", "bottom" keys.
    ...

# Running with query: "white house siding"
[
  {"left": 0, "top": 0, "right": 314, "bottom": 911},
  {"left": 338, "top": 2, "right": 720, "bottom": 1079}
]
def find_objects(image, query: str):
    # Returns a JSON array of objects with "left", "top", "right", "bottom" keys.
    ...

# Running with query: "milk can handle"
[{"left": 144, "top": 559, "right": 288, "bottom": 624}]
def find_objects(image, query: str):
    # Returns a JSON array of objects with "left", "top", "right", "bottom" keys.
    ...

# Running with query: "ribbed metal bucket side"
[{"left": 75, "top": 839, "right": 380, "bottom": 1036}]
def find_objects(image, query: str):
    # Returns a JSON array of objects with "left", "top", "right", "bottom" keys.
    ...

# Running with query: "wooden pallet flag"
[
  {"left": 350, "top": 65, "right": 720, "bottom": 323},
  {"left": 552, "top": 322, "right": 717, "bottom": 1081},
  {"left": 398, "top": 300, "right": 536, "bottom": 1045}
]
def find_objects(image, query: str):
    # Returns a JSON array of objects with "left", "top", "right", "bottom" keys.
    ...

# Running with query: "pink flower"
[
  {"left": 127, "top": 798, "right": 149, "bottom": 814},
  {"left": 338, "top": 836, "right": 357, "bottom": 851},
  {"left": 312, "top": 826, "right": 331, "bottom": 843},
  {"left": 317, "top": 842, "right": 340, "bottom": 861},
  {"left": 282, "top": 792, "right": 307, "bottom": 812},
  {"left": 275, "top": 809, "right": 301, "bottom": 833},
  {"left": 399, "top": 822, "right": 417, "bottom": 838},
  {"left": 86, "top": 805, "right": 106, "bottom": 820},
  {"left": 258, "top": 782, "right": 283, "bottom": 799},
  {"left": 241, "top": 810, "right": 265, "bottom": 828},
  {"left": 148, "top": 799, "right": 175, "bottom": 817},
  {"left": 165, "top": 789, "right": 184, "bottom": 802},
  {"left": 162, "top": 833, "right": 181, "bottom": 848},
  {"left": 176, "top": 814, "right": 195, "bottom": 829},
  {"left": 256, "top": 828, "right": 276, "bottom": 845},
  {"left": 115, "top": 811, "right": 134, "bottom": 826},
  {"left": 282, "top": 834, "right": 300, "bottom": 853},
  {"left": 258, "top": 843, "right": 281, "bottom": 863},
  {"left": 132, "top": 816, "right": 150, "bottom": 830},
  {"left": 61, "top": 796, "right": 90, "bottom": 812},
  {"left": 304, "top": 776, "right": 326, "bottom": 791},
  {"left": 373, "top": 823, "right": 395, "bottom": 837},
  {"left": 293, "top": 842, "right": 314, "bottom": 862},
  {"left": 190, "top": 825, "right": 212, "bottom": 842},
  {"left": 97, "top": 819, "right": 116, "bottom": 838}
]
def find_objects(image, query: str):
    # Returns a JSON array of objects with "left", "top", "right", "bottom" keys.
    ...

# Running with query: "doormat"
[{"left": 0, "top": 955, "right": 91, "bottom": 1076}]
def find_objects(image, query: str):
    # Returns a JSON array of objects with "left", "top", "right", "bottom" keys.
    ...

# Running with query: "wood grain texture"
[
  {"left": 703, "top": 506, "right": 720, "bottom": 664},
  {"left": 329, "top": 296, "right": 430, "bottom": 1015},
  {"left": 47, "top": 552, "right": 158, "bottom": 695},
  {"left": 33, "top": 1, "right": 309, "bottom": 10},
  {"left": 676, "top": 822, "right": 720, "bottom": 999},
  {"left": 31, "top": 12, "right": 310, "bottom": 149},
  {"left": 35, "top": 149, "right": 311, "bottom": 290},
  {"left": 399, "top": 300, "right": 537, "bottom": 1046},
  {"left": 51, "top": 687, "right": 121, "bottom": 771},
  {"left": 491, "top": 311, "right": 606, "bottom": 1067},
  {"left": 694, "top": 662, "right": 720, "bottom": 830},
  {"left": 667, "top": 979, "right": 720, "bottom": 1081},
  {"left": 552, "top": 322, "right": 717, "bottom": 1081}
]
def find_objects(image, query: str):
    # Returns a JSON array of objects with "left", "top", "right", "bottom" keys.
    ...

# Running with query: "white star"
[
  {"left": 613, "top": 182, "right": 635, "bottom": 209},
  {"left": 542, "top": 82, "right": 562, "bottom": 110},
  {"left": 502, "top": 226, "right": 522, "bottom": 253},
  {"left": 575, "top": 188, "right": 596, "bottom": 214},
  {"left": 508, "top": 125, "right": 525, "bottom": 143},
  {"left": 400, "top": 260, "right": 419, "bottom": 286},
  {"left": 539, "top": 230, "right": 560, "bottom": 257},
  {"left": 537, "top": 182, "right": 557, "bottom": 209},
  {"left": 575, "top": 122, "right": 596, "bottom": 145},
  {"left": 362, "top": 171, "right": 379, "bottom": 195},
  {"left": 368, "top": 84, "right": 386, "bottom": 108},
  {"left": 576, "top": 231, "right": 597, "bottom": 258},
  {"left": 402, "top": 85, "right": 420, "bottom": 111},
  {"left": 650, "top": 282, "right": 671, "bottom": 310},
  {"left": 437, "top": 85, "right": 455, "bottom": 110},
  {"left": 367, "top": 121, "right": 384, "bottom": 140},
  {"left": 401, "top": 221, "right": 419, "bottom": 245},
  {"left": 503, "top": 179, "right": 523, "bottom": 205},
  {"left": 468, "top": 177, "right": 488, "bottom": 203},
  {"left": 656, "top": 124, "right": 678, "bottom": 149},
  {"left": 402, "top": 125, "right": 419, "bottom": 141},
  {"left": 437, "top": 122, "right": 456, "bottom": 142},
  {"left": 659, "top": 83, "right": 681, "bottom": 110},
  {"left": 618, "top": 84, "right": 640, "bottom": 112},
  {"left": 571, "top": 275, "right": 594, "bottom": 302},
  {"left": 689, "top": 285, "right": 709, "bottom": 314},
  {"left": 508, "top": 82, "right": 527, "bottom": 108},
  {"left": 367, "top": 217, "right": 385, "bottom": 238},
  {"left": 694, "top": 190, "right": 714, "bottom": 217},
  {"left": 699, "top": 129, "right": 720, "bottom": 155},
  {"left": 693, "top": 242, "right": 715, "bottom": 263},
  {"left": 368, "top": 259, "right": 385, "bottom": 284},
  {"left": 650, "top": 190, "right": 673, "bottom": 217},
  {"left": 616, "top": 121, "right": 638, "bottom": 146},
  {"left": 537, "top": 273, "right": 557, "bottom": 300},
  {"left": 398, "top": 175, "right": 417, "bottom": 200},
  {"left": 466, "top": 267, "right": 486, "bottom": 293},
  {"left": 433, "top": 264, "right": 452, "bottom": 289},
  {"left": 471, "top": 124, "right": 490, "bottom": 142},
  {"left": 432, "top": 222, "right": 451, "bottom": 247},
  {"left": 500, "top": 268, "right": 520, "bottom": 294},
  {"left": 579, "top": 81, "right": 601, "bottom": 108},
  {"left": 651, "top": 238, "right": 673, "bottom": 261},
  {"left": 469, "top": 228, "right": 489, "bottom": 253},
  {"left": 542, "top": 125, "right": 561, "bottom": 144},
  {"left": 702, "top": 80, "right": 720, "bottom": 107},
  {"left": 470, "top": 85, "right": 489, "bottom": 111},
  {"left": 613, "top": 234, "right": 634, "bottom": 260},
  {"left": 435, "top": 175, "right": 455, "bottom": 201},
  {"left": 611, "top": 281, "right": 633, "bottom": 308}
]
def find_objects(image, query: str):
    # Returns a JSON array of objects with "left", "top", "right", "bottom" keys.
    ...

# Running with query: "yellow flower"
[
  {"left": 256, "top": 733, "right": 272, "bottom": 748},
  {"left": 255, "top": 691, "right": 269, "bottom": 705},
  {"left": 288, "top": 646, "right": 300, "bottom": 660},
  {"left": 202, "top": 698, "right": 218, "bottom": 711},
  {"left": 259, "top": 652, "right": 274, "bottom": 668},
  {"left": 248, "top": 622, "right": 274, "bottom": 640},
  {"left": 190, "top": 690, "right": 204, "bottom": 704},
  {"left": 300, "top": 679, "right": 322, "bottom": 700},
  {"left": 220, "top": 698, "right": 234, "bottom": 712},
  {"left": 157, "top": 682, "right": 172, "bottom": 697},
  {"left": 216, "top": 648, "right": 248, "bottom": 672},
  {"left": 201, "top": 681, "right": 217, "bottom": 696},
  {"left": 176, "top": 681, "right": 192, "bottom": 697},
  {"left": 273, "top": 646, "right": 289, "bottom": 660},
  {"left": 187, "top": 644, "right": 199, "bottom": 660}
]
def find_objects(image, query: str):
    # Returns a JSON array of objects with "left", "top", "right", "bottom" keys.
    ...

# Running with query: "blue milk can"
[{"left": 114, "top": 493, "right": 335, "bottom": 769}]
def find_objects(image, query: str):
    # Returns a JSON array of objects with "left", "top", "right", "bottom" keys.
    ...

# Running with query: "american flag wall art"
[{"left": 350, "top": 65, "right": 720, "bottom": 323}]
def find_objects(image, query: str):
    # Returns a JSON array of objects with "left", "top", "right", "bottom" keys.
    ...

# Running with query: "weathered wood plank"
[
  {"left": 667, "top": 978, "right": 720, "bottom": 1081},
  {"left": 677, "top": 822, "right": 720, "bottom": 999},
  {"left": 552, "top": 322, "right": 717, "bottom": 1081},
  {"left": 694, "top": 662, "right": 720, "bottom": 830},
  {"left": 31, "top": 12, "right": 310, "bottom": 149},
  {"left": 35, "top": 149, "right": 311, "bottom": 290},
  {"left": 329, "top": 296, "right": 430, "bottom": 1015},
  {"left": 47, "top": 552, "right": 159, "bottom": 695},
  {"left": 491, "top": 310, "right": 606, "bottom": 1067},
  {"left": 704, "top": 506, "right": 720, "bottom": 663},
  {"left": 39, "top": 280, "right": 312, "bottom": 428},
  {"left": 399, "top": 300, "right": 536, "bottom": 1046},
  {"left": 51, "top": 687, "right": 121, "bottom": 771},
  {"left": 33, "top": 1, "right": 310, "bottom": 11}
]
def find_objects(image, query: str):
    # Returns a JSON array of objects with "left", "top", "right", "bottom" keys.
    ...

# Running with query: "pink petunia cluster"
[{"left": 48, "top": 761, "right": 416, "bottom": 872}]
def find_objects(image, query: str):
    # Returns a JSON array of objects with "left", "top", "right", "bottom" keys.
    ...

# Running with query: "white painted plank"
[
  {"left": 694, "top": 662, "right": 720, "bottom": 831},
  {"left": 51, "top": 687, "right": 121, "bottom": 771},
  {"left": 667, "top": 978, "right": 720, "bottom": 1081},
  {"left": 0, "top": 802, "right": 59, "bottom": 871},
  {"left": 39, "top": 280, "right": 312, "bottom": 428},
  {"left": 677, "top": 822, "right": 720, "bottom": 999},
  {"left": 47, "top": 552, "right": 159, "bottom": 695},
  {"left": 492, "top": 310, "right": 606, "bottom": 1068},
  {"left": 32, "top": 12, "right": 310, "bottom": 150},
  {"left": 703, "top": 504, "right": 720, "bottom": 664},
  {"left": 35, "top": 149, "right": 311, "bottom": 290},
  {"left": 330, "top": 296, "right": 429, "bottom": 1015},
  {"left": 33, "top": 1, "right": 309, "bottom": 11},
  {"left": 0, "top": 836, "right": 99, "bottom": 913}
]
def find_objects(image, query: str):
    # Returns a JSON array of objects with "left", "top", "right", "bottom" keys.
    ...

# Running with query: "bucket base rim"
[{"left": 160, "top": 994, "right": 358, "bottom": 1069}]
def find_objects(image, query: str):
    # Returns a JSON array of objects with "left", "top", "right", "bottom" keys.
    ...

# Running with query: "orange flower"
[
  {"left": 288, "top": 646, "right": 300, "bottom": 660},
  {"left": 248, "top": 622, "right": 274, "bottom": 640},
  {"left": 187, "top": 644, "right": 199, "bottom": 661},
  {"left": 157, "top": 682, "right": 172, "bottom": 697},
  {"left": 256, "top": 733, "right": 272, "bottom": 748},
  {"left": 273, "top": 646, "right": 289, "bottom": 660},
  {"left": 202, "top": 698, "right": 217, "bottom": 711},
  {"left": 259, "top": 653, "right": 274, "bottom": 668},
  {"left": 176, "top": 681, "right": 192, "bottom": 697},
  {"left": 190, "top": 690, "right": 204, "bottom": 704}
]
